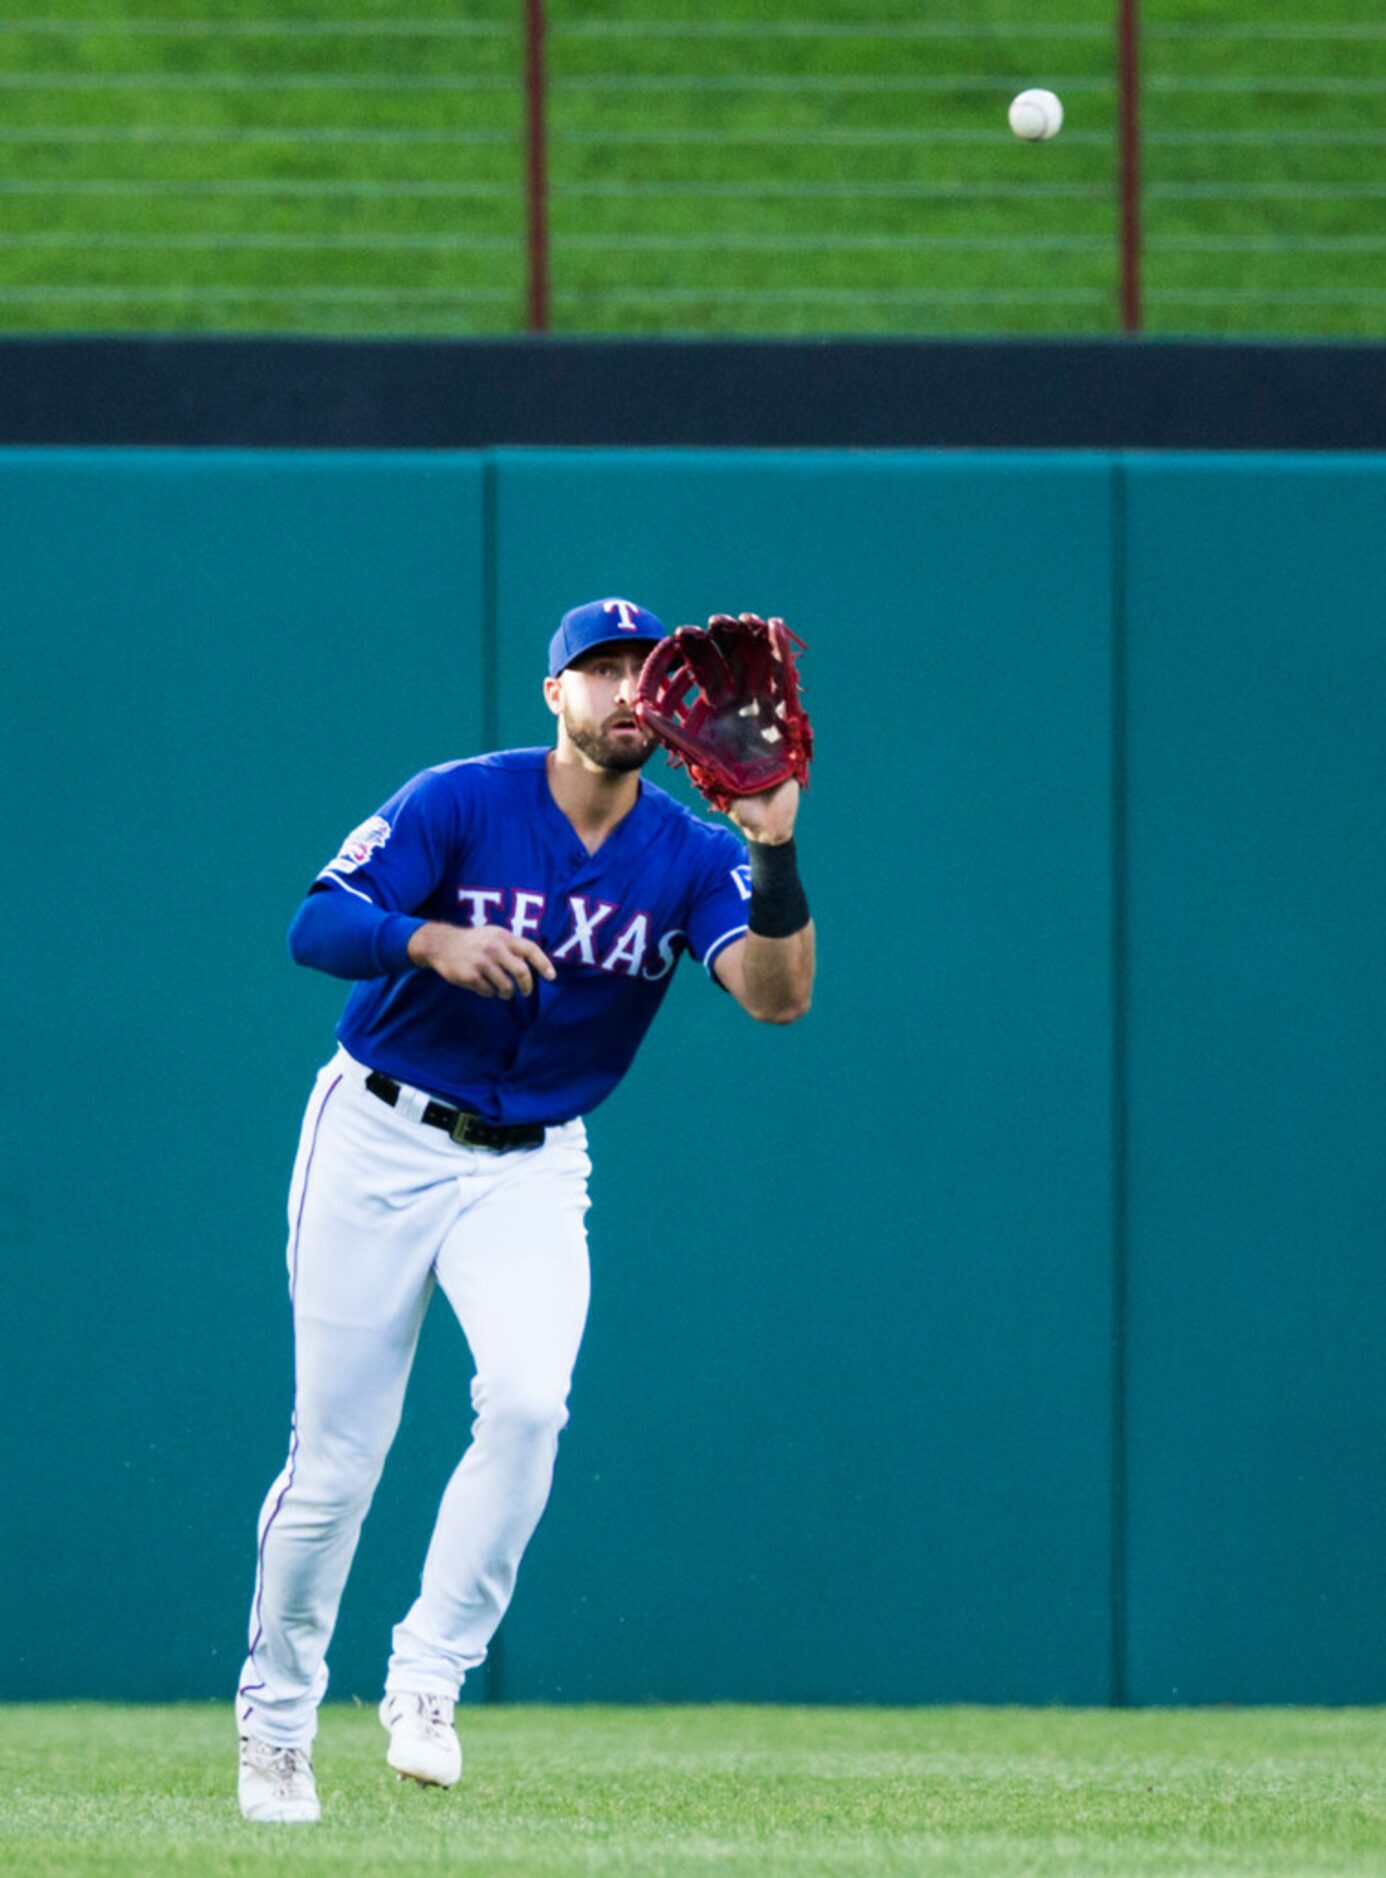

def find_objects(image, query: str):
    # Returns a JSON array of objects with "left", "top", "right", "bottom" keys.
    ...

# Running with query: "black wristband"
[{"left": 748, "top": 837, "right": 811, "bottom": 939}]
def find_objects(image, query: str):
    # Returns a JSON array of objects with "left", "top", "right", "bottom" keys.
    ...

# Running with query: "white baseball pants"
[{"left": 237, "top": 1047, "right": 592, "bottom": 1747}]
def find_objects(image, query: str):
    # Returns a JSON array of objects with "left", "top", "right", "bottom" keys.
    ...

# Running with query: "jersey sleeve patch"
[
  {"left": 323, "top": 815, "right": 393, "bottom": 876},
  {"left": 685, "top": 833, "right": 755, "bottom": 968}
]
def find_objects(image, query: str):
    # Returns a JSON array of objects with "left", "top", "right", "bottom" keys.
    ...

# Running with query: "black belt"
[{"left": 365, "top": 1070, "right": 546, "bottom": 1152}]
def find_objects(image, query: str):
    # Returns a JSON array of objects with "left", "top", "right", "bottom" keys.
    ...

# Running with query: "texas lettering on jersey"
[
  {"left": 320, "top": 751, "right": 751, "bottom": 1123},
  {"left": 455, "top": 886, "right": 684, "bottom": 983}
]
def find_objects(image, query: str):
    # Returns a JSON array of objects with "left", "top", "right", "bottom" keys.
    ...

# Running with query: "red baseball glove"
[{"left": 635, "top": 613, "right": 813, "bottom": 815}]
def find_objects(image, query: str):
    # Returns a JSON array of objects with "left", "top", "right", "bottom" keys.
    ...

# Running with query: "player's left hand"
[{"left": 727, "top": 777, "right": 799, "bottom": 846}]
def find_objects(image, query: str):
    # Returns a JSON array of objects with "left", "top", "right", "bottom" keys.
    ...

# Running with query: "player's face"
[{"left": 551, "top": 647, "right": 656, "bottom": 773}]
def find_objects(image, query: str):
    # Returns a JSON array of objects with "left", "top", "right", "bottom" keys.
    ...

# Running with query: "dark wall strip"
[{"left": 0, "top": 336, "right": 1382, "bottom": 452}]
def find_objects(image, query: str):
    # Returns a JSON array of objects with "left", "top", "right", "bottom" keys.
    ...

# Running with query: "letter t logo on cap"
[{"left": 604, "top": 598, "right": 640, "bottom": 631}]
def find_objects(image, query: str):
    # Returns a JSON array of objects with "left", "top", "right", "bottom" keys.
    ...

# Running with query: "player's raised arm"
[
  {"left": 712, "top": 778, "right": 815, "bottom": 1024},
  {"left": 634, "top": 610, "right": 816, "bottom": 1025}
]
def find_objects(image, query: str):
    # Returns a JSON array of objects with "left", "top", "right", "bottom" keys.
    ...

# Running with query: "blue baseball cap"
[{"left": 548, "top": 597, "right": 666, "bottom": 678}]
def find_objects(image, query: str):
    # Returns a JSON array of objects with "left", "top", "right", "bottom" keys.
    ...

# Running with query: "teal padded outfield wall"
[{"left": 2, "top": 448, "right": 1381, "bottom": 1707}]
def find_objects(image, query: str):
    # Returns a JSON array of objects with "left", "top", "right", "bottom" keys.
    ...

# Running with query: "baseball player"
[{"left": 236, "top": 598, "right": 815, "bottom": 1823}]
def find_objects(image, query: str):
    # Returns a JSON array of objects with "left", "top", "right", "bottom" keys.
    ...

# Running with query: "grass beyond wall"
[{"left": 0, "top": 8, "right": 1381, "bottom": 350}]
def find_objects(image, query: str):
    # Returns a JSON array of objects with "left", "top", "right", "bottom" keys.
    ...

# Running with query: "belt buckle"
[{"left": 449, "top": 1109, "right": 492, "bottom": 1149}]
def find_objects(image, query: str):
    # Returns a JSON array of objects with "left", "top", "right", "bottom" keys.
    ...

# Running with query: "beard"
[{"left": 563, "top": 707, "right": 656, "bottom": 773}]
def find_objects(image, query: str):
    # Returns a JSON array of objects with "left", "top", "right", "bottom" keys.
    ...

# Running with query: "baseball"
[{"left": 1008, "top": 88, "right": 1064, "bottom": 141}]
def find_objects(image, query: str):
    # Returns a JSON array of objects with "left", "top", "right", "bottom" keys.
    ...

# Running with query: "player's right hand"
[{"left": 407, "top": 922, "right": 556, "bottom": 999}]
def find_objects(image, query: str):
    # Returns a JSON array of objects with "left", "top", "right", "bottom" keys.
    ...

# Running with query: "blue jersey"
[{"left": 308, "top": 749, "right": 751, "bottom": 1124}]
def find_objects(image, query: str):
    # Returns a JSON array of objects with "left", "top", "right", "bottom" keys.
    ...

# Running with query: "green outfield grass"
[
  {"left": 2, "top": 1703, "right": 1384, "bottom": 1876},
  {"left": 0, "top": 0, "right": 1383, "bottom": 336}
]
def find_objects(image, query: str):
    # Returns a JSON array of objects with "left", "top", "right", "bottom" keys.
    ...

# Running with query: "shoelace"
[
  {"left": 416, "top": 1695, "right": 454, "bottom": 1736},
  {"left": 260, "top": 1745, "right": 313, "bottom": 1792}
]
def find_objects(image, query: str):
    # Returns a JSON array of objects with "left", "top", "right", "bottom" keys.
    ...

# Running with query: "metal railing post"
[
  {"left": 525, "top": 0, "right": 550, "bottom": 333},
  {"left": 1118, "top": 0, "right": 1143, "bottom": 333}
]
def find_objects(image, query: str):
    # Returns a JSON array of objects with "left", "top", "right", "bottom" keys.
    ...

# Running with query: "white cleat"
[
  {"left": 238, "top": 1734, "right": 320, "bottom": 1824},
  {"left": 380, "top": 1692, "right": 463, "bottom": 1788}
]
